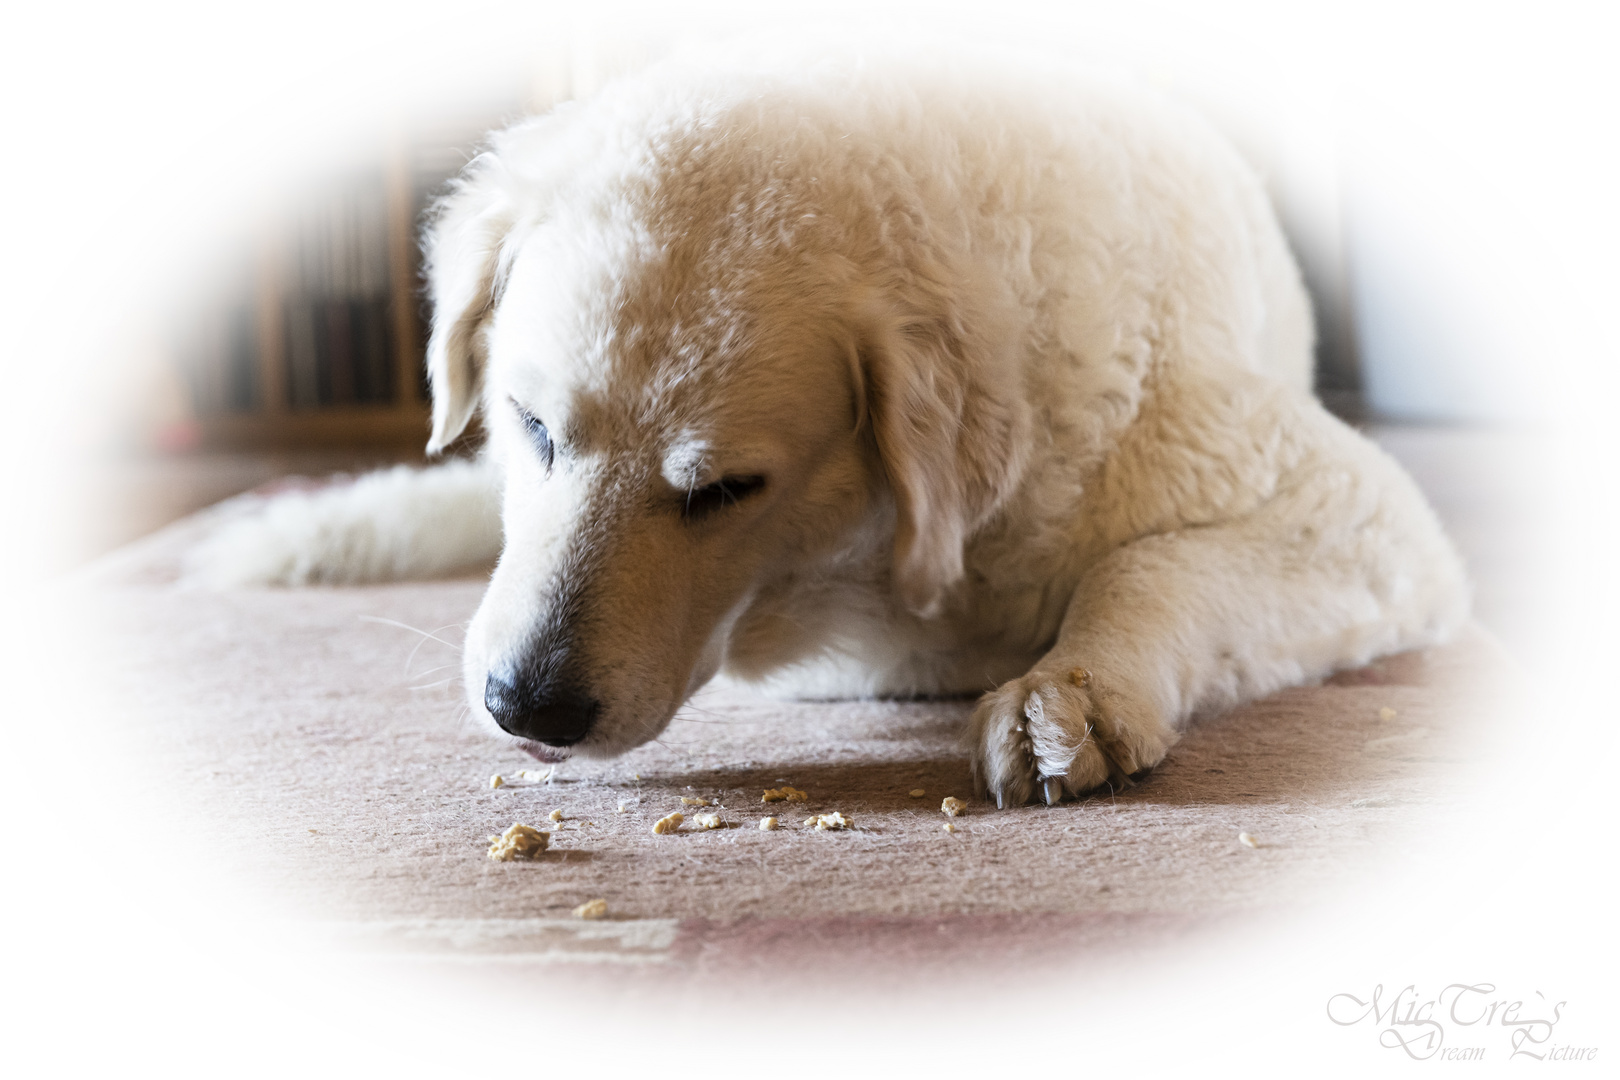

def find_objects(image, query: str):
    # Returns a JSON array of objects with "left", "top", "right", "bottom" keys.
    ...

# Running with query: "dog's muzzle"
[{"left": 484, "top": 669, "right": 598, "bottom": 747}]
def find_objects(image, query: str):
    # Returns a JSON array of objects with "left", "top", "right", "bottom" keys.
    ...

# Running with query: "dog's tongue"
[{"left": 519, "top": 740, "right": 571, "bottom": 764}]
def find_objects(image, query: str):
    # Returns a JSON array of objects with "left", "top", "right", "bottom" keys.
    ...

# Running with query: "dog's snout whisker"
[
  {"left": 669, "top": 702, "right": 739, "bottom": 725},
  {"left": 360, "top": 615, "right": 468, "bottom": 681},
  {"left": 358, "top": 615, "right": 464, "bottom": 649},
  {"left": 407, "top": 677, "right": 462, "bottom": 691}
]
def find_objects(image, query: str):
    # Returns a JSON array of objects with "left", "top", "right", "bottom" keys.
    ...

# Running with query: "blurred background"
[{"left": 4, "top": 0, "right": 1614, "bottom": 654}]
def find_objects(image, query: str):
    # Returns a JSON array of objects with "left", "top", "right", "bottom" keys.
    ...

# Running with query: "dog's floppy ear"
[
  {"left": 424, "top": 105, "right": 588, "bottom": 453},
  {"left": 422, "top": 152, "right": 519, "bottom": 453},
  {"left": 858, "top": 306, "right": 1025, "bottom": 619}
]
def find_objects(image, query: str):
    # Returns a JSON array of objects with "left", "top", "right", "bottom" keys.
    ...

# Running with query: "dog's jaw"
[{"left": 517, "top": 739, "right": 573, "bottom": 764}]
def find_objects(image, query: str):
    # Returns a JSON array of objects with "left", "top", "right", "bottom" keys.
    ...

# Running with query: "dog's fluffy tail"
[{"left": 185, "top": 458, "right": 502, "bottom": 587}]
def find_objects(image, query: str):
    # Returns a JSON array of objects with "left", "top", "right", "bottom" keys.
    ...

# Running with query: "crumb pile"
[
  {"left": 489, "top": 769, "right": 552, "bottom": 789},
  {"left": 572, "top": 898, "right": 608, "bottom": 919},
  {"left": 804, "top": 811, "right": 852, "bottom": 830},
  {"left": 486, "top": 823, "right": 549, "bottom": 861}
]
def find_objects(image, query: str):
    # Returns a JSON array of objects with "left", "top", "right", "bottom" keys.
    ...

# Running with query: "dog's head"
[{"left": 426, "top": 95, "right": 1026, "bottom": 760}]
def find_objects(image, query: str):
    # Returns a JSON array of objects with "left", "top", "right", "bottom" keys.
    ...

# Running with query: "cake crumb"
[
  {"left": 1238, "top": 832, "right": 1259, "bottom": 848},
  {"left": 652, "top": 812, "right": 683, "bottom": 835},
  {"left": 1068, "top": 668, "right": 1093, "bottom": 688},
  {"left": 695, "top": 812, "right": 723, "bottom": 830},
  {"left": 760, "top": 816, "right": 778, "bottom": 831},
  {"left": 490, "top": 774, "right": 505, "bottom": 789},
  {"left": 762, "top": 786, "right": 808, "bottom": 803},
  {"left": 941, "top": 797, "right": 967, "bottom": 817},
  {"left": 548, "top": 809, "right": 564, "bottom": 822},
  {"left": 908, "top": 788, "right": 926, "bottom": 798},
  {"left": 680, "top": 796, "right": 711, "bottom": 807},
  {"left": 486, "top": 823, "right": 549, "bottom": 861},
  {"left": 1379, "top": 706, "right": 1398, "bottom": 721},
  {"left": 943, "top": 822, "right": 957, "bottom": 834},
  {"left": 805, "top": 811, "right": 851, "bottom": 830},
  {"left": 572, "top": 898, "right": 608, "bottom": 920},
  {"left": 616, "top": 802, "right": 629, "bottom": 814}
]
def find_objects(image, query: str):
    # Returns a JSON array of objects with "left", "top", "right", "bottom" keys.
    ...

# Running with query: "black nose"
[{"left": 484, "top": 670, "right": 598, "bottom": 746}]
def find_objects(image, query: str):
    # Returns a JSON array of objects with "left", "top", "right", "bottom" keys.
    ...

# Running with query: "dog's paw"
[{"left": 968, "top": 667, "right": 1175, "bottom": 807}]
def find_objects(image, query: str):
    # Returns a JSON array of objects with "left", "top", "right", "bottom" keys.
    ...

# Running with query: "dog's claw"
[
  {"left": 1042, "top": 776, "right": 1062, "bottom": 805},
  {"left": 994, "top": 789, "right": 1005, "bottom": 810}
]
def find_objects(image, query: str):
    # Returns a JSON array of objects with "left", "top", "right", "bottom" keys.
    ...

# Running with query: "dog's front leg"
[
  {"left": 968, "top": 464, "right": 1468, "bottom": 806},
  {"left": 967, "top": 539, "right": 1185, "bottom": 807}
]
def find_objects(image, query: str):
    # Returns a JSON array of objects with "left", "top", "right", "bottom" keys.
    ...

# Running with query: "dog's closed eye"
[
  {"left": 512, "top": 400, "right": 554, "bottom": 471},
  {"left": 683, "top": 475, "right": 766, "bottom": 521}
]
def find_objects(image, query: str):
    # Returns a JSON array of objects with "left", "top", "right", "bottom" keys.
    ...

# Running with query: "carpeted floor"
[{"left": 76, "top": 497, "right": 1517, "bottom": 984}]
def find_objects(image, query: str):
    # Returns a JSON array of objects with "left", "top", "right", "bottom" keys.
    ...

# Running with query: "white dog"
[{"left": 198, "top": 47, "right": 1468, "bottom": 806}]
